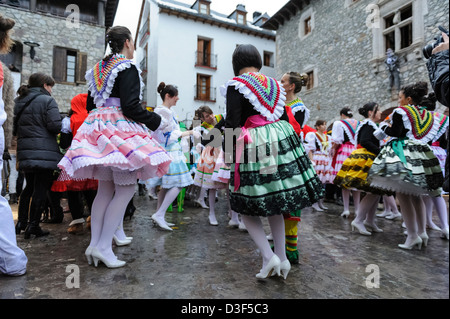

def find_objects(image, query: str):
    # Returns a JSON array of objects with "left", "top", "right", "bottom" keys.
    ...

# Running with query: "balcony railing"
[
  {"left": 195, "top": 51, "right": 217, "bottom": 69},
  {"left": 194, "top": 85, "right": 216, "bottom": 102}
]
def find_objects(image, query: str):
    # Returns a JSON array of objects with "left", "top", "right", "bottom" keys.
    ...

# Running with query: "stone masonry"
[
  {"left": 274, "top": 0, "right": 449, "bottom": 124},
  {"left": 1, "top": 5, "right": 106, "bottom": 113}
]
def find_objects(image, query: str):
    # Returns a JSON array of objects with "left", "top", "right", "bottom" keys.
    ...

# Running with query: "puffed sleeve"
[
  {"left": 119, "top": 65, "right": 162, "bottom": 131},
  {"left": 152, "top": 107, "right": 181, "bottom": 146},
  {"left": 304, "top": 132, "right": 317, "bottom": 153},
  {"left": 331, "top": 121, "right": 344, "bottom": 144}
]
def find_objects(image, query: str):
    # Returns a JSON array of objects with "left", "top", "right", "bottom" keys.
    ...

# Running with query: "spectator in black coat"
[{"left": 13, "top": 73, "right": 62, "bottom": 239}]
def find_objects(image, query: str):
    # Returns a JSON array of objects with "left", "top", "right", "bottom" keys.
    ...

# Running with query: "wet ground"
[{"left": 0, "top": 190, "right": 448, "bottom": 300}]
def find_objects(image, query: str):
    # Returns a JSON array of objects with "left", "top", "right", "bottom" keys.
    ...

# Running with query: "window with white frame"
[
  {"left": 298, "top": 7, "right": 314, "bottom": 40},
  {"left": 370, "top": 0, "right": 426, "bottom": 60}
]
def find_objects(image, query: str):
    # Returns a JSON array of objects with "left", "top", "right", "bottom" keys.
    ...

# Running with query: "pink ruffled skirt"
[{"left": 58, "top": 100, "right": 171, "bottom": 185}]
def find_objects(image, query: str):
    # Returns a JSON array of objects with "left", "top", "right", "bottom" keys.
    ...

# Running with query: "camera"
[{"left": 423, "top": 26, "right": 449, "bottom": 59}]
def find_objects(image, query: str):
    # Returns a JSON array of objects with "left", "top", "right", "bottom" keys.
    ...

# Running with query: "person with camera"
[{"left": 426, "top": 28, "right": 449, "bottom": 192}]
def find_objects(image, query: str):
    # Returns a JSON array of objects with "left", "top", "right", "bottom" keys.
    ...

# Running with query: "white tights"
[
  {"left": 89, "top": 181, "right": 135, "bottom": 261},
  {"left": 342, "top": 189, "right": 360, "bottom": 214},
  {"left": 354, "top": 193, "right": 380, "bottom": 226},
  {"left": 241, "top": 214, "right": 287, "bottom": 269},
  {"left": 154, "top": 187, "right": 181, "bottom": 219},
  {"left": 422, "top": 195, "right": 449, "bottom": 231},
  {"left": 383, "top": 195, "right": 399, "bottom": 214},
  {"left": 397, "top": 193, "right": 426, "bottom": 245}
]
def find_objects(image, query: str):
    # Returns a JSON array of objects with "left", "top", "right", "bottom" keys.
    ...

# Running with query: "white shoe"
[
  {"left": 209, "top": 215, "right": 218, "bottom": 226},
  {"left": 385, "top": 212, "right": 402, "bottom": 220},
  {"left": 364, "top": 221, "right": 383, "bottom": 233},
  {"left": 318, "top": 201, "right": 328, "bottom": 210},
  {"left": 151, "top": 214, "right": 173, "bottom": 231},
  {"left": 194, "top": 199, "right": 209, "bottom": 209},
  {"left": 239, "top": 222, "right": 247, "bottom": 231},
  {"left": 377, "top": 210, "right": 391, "bottom": 218},
  {"left": 312, "top": 203, "right": 324, "bottom": 212},
  {"left": 341, "top": 210, "right": 350, "bottom": 218},
  {"left": 91, "top": 248, "right": 126, "bottom": 268},
  {"left": 351, "top": 220, "right": 371, "bottom": 236},
  {"left": 113, "top": 235, "right": 132, "bottom": 246},
  {"left": 148, "top": 192, "right": 158, "bottom": 200},
  {"left": 441, "top": 228, "right": 449, "bottom": 240},
  {"left": 256, "top": 255, "right": 281, "bottom": 279},
  {"left": 228, "top": 219, "right": 240, "bottom": 228},
  {"left": 266, "top": 233, "right": 273, "bottom": 240},
  {"left": 85, "top": 246, "right": 93, "bottom": 265}
]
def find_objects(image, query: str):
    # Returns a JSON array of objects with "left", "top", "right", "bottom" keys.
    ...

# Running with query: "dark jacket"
[
  {"left": 13, "top": 87, "right": 62, "bottom": 171},
  {"left": 427, "top": 50, "right": 449, "bottom": 107}
]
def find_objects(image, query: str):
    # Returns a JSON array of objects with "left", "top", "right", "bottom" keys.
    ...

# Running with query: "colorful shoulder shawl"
[
  {"left": 341, "top": 119, "right": 359, "bottom": 141},
  {"left": 221, "top": 72, "right": 286, "bottom": 122},
  {"left": 432, "top": 112, "right": 449, "bottom": 142},
  {"left": 86, "top": 54, "right": 143, "bottom": 107},
  {"left": 315, "top": 131, "right": 330, "bottom": 151},
  {"left": 398, "top": 105, "right": 434, "bottom": 140},
  {"left": 288, "top": 97, "right": 310, "bottom": 127}
]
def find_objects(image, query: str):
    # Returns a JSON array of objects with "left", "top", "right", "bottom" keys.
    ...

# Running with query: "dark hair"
[
  {"left": 157, "top": 82, "right": 178, "bottom": 101},
  {"left": 315, "top": 120, "right": 326, "bottom": 128},
  {"left": 197, "top": 105, "right": 213, "bottom": 118},
  {"left": 401, "top": 81, "right": 428, "bottom": 106},
  {"left": 286, "top": 72, "right": 308, "bottom": 94},
  {"left": 232, "top": 44, "right": 262, "bottom": 76},
  {"left": 103, "top": 26, "right": 132, "bottom": 61},
  {"left": 19, "top": 73, "right": 55, "bottom": 99},
  {"left": 421, "top": 92, "right": 437, "bottom": 111},
  {"left": 359, "top": 102, "right": 379, "bottom": 118},
  {"left": 340, "top": 107, "right": 353, "bottom": 118},
  {"left": 0, "top": 14, "right": 15, "bottom": 54}
]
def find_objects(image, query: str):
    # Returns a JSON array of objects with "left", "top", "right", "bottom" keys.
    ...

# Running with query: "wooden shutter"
[
  {"left": 76, "top": 52, "right": 88, "bottom": 84},
  {"left": 53, "top": 47, "right": 67, "bottom": 83}
]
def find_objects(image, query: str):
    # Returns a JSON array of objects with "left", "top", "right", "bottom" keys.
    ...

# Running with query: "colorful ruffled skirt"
[
  {"left": 194, "top": 146, "right": 227, "bottom": 189},
  {"left": 51, "top": 170, "right": 98, "bottom": 192},
  {"left": 333, "top": 147, "right": 390, "bottom": 196},
  {"left": 58, "top": 101, "right": 172, "bottom": 186},
  {"left": 311, "top": 151, "right": 333, "bottom": 184},
  {"left": 229, "top": 120, "right": 324, "bottom": 217},
  {"left": 331, "top": 142, "right": 356, "bottom": 177},
  {"left": 211, "top": 149, "right": 231, "bottom": 184},
  {"left": 368, "top": 139, "right": 443, "bottom": 197},
  {"left": 144, "top": 140, "right": 193, "bottom": 189},
  {"left": 431, "top": 144, "right": 446, "bottom": 177}
]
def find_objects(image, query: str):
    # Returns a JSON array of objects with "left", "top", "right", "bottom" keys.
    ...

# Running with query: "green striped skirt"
[
  {"left": 229, "top": 120, "right": 324, "bottom": 217},
  {"left": 368, "top": 138, "right": 443, "bottom": 197}
]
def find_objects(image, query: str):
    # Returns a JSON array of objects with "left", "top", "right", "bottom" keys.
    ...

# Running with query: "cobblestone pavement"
[{"left": 1, "top": 190, "right": 448, "bottom": 300}]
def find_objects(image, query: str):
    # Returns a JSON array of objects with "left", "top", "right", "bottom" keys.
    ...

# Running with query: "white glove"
[
  {"left": 193, "top": 130, "right": 201, "bottom": 139},
  {"left": 373, "top": 123, "right": 388, "bottom": 141},
  {"left": 61, "top": 117, "right": 72, "bottom": 134}
]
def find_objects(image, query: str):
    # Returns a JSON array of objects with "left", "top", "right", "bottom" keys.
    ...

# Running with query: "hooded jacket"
[{"left": 13, "top": 87, "right": 62, "bottom": 171}]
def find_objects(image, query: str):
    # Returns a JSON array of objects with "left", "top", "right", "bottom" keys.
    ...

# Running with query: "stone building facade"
[
  {"left": 0, "top": 0, "right": 118, "bottom": 112},
  {"left": 263, "top": 0, "right": 449, "bottom": 124}
]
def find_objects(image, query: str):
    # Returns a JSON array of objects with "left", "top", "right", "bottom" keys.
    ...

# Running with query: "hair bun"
[
  {"left": 0, "top": 15, "right": 15, "bottom": 32},
  {"left": 157, "top": 82, "right": 166, "bottom": 94}
]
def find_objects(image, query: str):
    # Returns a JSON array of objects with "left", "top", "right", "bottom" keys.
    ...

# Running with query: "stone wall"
[
  {"left": 1, "top": 5, "right": 106, "bottom": 112},
  {"left": 275, "top": 0, "right": 449, "bottom": 125}
]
